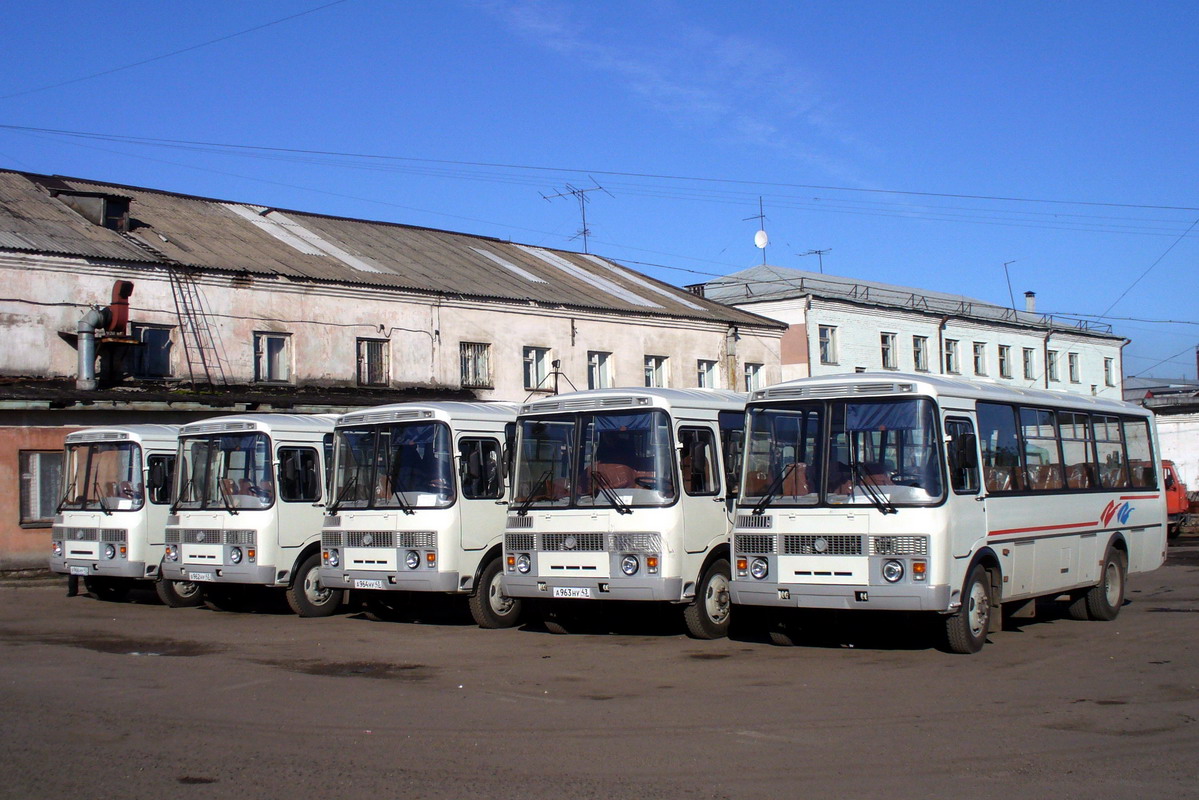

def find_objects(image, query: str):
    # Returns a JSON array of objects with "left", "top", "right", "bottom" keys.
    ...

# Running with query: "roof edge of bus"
[
  {"left": 177, "top": 413, "right": 338, "bottom": 433},
  {"left": 64, "top": 424, "right": 181, "bottom": 442},
  {"left": 336, "top": 400, "right": 520, "bottom": 425}
]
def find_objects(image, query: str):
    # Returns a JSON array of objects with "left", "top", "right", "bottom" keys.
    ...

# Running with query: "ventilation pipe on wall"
[{"left": 76, "top": 280, "right": 134, "bottom": 391}]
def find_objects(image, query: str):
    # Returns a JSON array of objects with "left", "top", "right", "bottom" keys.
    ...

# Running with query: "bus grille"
[
  {"left": 507, "top": 516, "right": 533, "bottom": 529},
  {"left": 397, "top": 531, "right": 437, "bottom": 548},
  {"left": 63, "top": 528, "right": 99, "bottom": 541},
  {"left": 610, "top": 533, "right": 662, "bottom": 553},
  {"left": 101, "top": 529, "right": 127, "bottom": 543},
  {"left": 782, "top": 534, "right": 862, "bottom": 556},
  {"left": 322, "top": 531, "right": 342, "bottom": 547},
  {"left": 870, "top": 536, "right": 928, "bottom": 556},
  {"left": 735, "top": 534, "right": 776, "bottom": 554},
  {"left": 165, "top": 529, "right": 181, "bottom": 544},
  {"left": 184, "top": 529, "right": 223, "bottom": 545},
  {"left": 224, "top": 530, "right": 256, "bottom": 546},
  {"left": 736, "top": 515, "right": 772, "bottom": 529},
  {"left": 505, "top": 533, "right": 535, "bottom": 552},
  {"left": 345, "top": 531, "right": 395, "bottom": 548},
  {"left": 542, "top": 533, "right": 605, "bottom": 551}
]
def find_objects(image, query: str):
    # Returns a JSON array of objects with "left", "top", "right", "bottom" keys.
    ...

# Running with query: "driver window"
[
  {"left": 679, "top": 427, "right": 718, "bottom": 496},
  {"left": 277, "top": 447, "right": 319, "bottom": 503},
  {"left": 459, "top": 437, "right": 503, "bottom": 500},
  {"left": 945, "top": 417, "right": 980, "bottom": 494}
]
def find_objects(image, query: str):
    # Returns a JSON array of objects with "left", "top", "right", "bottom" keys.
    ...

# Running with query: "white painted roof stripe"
[
  {"left": 266, "top": 211, "right": 389, "bottom": 274},
  {"left": 471, "top": 246, "right": 546, "bottom": 283},
  {"left": 516, "top": 245, "right": 662, "bottom": 308},
  {"left": 223, "top": 203, "right": 324, "bottom": 256},
  {"left": 579, "top": 253, "right": 704, "bottom": 310},
  {"left": 223, "top": 204, "right": 389, "bottom": 274}
]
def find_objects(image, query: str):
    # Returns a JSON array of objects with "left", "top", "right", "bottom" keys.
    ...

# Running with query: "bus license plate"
[
  {"left": 353, "top": 579, "right": 385, "bottom": 590},
  {"left": 187, "top": 571, "right": 215, "bottom": 582},
  {"left": 553, "top": 587, "right": 592, "bottom": 599},
  {"left": 69, "top": 566, "right": 88, "bottom": 576}
]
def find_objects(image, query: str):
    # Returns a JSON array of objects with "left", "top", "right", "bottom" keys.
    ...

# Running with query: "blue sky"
[{"left": 2, "top": 0, "right": 1195, "bottom": 379}]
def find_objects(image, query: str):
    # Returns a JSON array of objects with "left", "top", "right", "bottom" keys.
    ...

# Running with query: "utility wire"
[
  {"left": 1098, "top": 216, "right": 1199, "bottom": 318},
  {"left": 0, "top": 0, "right": 353, "bottom": 101}
]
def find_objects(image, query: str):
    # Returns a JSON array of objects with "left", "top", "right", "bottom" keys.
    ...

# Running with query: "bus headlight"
[
  {"left": 52, "top": 541, "right": 63, "bottom": 558},
  {"left": 405, "top": 550, "right": 420, "bottom": 570},
  {"left": 324, "top": 549, "right": 340, "bottom": 568},
  {"left": 104, "top": 544, "right": 116, "bottom": 560},
  {"left": 621, "top": 554, "right": 639, "bottom": 576},
  {"left": 750, "top": 558, "right": 768, "bottom": 580},
  {"left": 516, "top": 553, "right": 531, "bottom": 574},
  {"left": 229, "top": 547, "right": 243, "bottom": 564},
  {"left": 882, "top": 559, "right": 904, "bottom": 583}
]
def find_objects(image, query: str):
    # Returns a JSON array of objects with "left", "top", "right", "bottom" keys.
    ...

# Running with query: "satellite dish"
[{"left": 754, "top": 229, "right": 769, "bottom": 249}]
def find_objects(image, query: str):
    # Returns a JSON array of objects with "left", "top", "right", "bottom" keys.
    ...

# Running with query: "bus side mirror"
[
  {"left": 148, "top": 460, "right": 167, "bottom": 490},
  {"left": 956, "top": 433, "right": 978, "bottom": 470}
]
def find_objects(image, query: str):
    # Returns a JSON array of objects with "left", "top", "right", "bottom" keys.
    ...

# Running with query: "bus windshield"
[
  {"left": 330, "top": 421, "right": 455, "bottom": 511},
  {"left": 513, "top": 409, "right": 677, "bottom": 511},
  {"left": 743, "top": 398, "right": 944, "bottom": 509},
  {"left": 174, "top": 433, "right": 274, "bottom": 511},
  {"left": 60, "top": 442, "right": 144, "bottom": 512}
]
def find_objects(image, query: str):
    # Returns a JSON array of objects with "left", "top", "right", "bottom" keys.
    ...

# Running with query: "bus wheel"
[
  {"left": 84, "top": 576, "right": 130, "bottom": 603},
  {"left": 944, "top": 565, "right": 991, "bottom": 654},
  {"left": 469, "top": 558, "right": 523, "bottom": 629},
  {"left": 155, "top": 578, "right": 203, "bottom": 608},
  {"left": 1084, "top": 548, "right": 1127, "bottom": 621},
  {"left": 683, "top": 558, "right": 732, "bottom": 640},
  {"left": 541, "top": 604, "right": 575, "bottom": 635},
  {"left": 286, "top": 553, "right": 341, "bottom": 617},
  {"left": 364, "top": 593, "right": 406, "bottom": 622},
  {"left": 202, "top": 585, "right": 252, "bottom": 613}
]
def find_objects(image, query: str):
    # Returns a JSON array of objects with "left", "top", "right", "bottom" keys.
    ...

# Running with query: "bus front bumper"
[
  {"left": 160, "top": 562, "right": 277, "bottom": 586},
  {"left": 319, "top": 567, "right": 461, "bottom": 593},
  {"left": 502, "top": 573, "right": 684, "bottom": 602},
  {"left": 50, "top": 557, "right": 151, "bottom": 581},
  {"left": 731, "top": 579, "right": 952, "bottom": 613}
]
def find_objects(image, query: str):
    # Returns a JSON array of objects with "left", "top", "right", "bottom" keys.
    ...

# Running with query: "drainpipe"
[
  {"left": 937, "top": 317, "right": 949, "bottom": 375},
  {"left": 1042, "top": 329, "right": 1054, "bottom": 389},
  {"left": 76, "top": 306, "right": 110, "bottom": 391}
]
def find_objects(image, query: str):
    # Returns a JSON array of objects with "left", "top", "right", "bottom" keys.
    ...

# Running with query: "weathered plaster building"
[
  {"left": 0, "top": 169, "right": 783, "bottom": 568},
  {"left": 696, "top": 264, "right": 1126, "bottom": 397}
]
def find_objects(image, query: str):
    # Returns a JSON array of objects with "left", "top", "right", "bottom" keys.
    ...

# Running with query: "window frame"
[
  {"left": 20, "top": 450, "right": 65, "bottom": 527},
  {"left": 744, "top": 362, "right": 763, "bottom": 391},
  {"left": 972, "top": 341, "right": 987, "bottom": 376},
  {"left": 587, "top": 350, "right": 612, "bottom": 390},
  {"left": 253, "top": 331, "right": 292, "bottom": 383},
  {"left": 1068, "top": 352, "right": 1080, "bottom": 384},
  {"left": 880, "top": 332, "right": 897, "bottom": 370},
  {"left": 913, "top": 336, "right": 929, "bottom": 372},
  {"left": 644, "top": 355, "right": 668, "bottom": 388},
  {"left": 460, "top": 342, "right": 493, "bottom": 389},
  {"left": 1022, "top": 347, "right": 1036, "bottom": 380},
  {"left": 998, "top": 345, "right": 1012, "bottom": 379},
  {"left": 128, "top": 322, "right": 174, "bottom": 378},
  {"left": 818, "top": 325, "right": 838, "bottom": 365},
  {"left": 356, "top": 338, "right": 389, "bottom": 387},
  {"left": 696, "top": 359, "right": 717, "bottom": 389},
  {"left": 944, "top": 339, "right": 960, "bottom": 374},
  {"left": 523, "top": 346, "right": 551, "bottom": 391}
]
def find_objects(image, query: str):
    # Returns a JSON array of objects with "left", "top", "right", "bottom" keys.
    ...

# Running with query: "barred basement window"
[
  {"left": 356, "top": 338, "right": 389, "bottom": 387},
  {"left": 460, "top": 342, "right": 492, "bottom": 389}
]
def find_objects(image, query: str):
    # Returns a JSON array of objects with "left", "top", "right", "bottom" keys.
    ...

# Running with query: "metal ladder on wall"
[{"left": 164, "top": 266, "right": 228, "bottom": 387}]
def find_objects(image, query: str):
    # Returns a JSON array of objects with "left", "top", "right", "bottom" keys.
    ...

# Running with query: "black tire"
[
  {"left": 541, "top": 604, "right": 574, "bottom": 635},
  {"left": 1084, "top": 547, "right": 1127, "bottom": 621},
  {"left": 468, "top": 557, "right": 523, "bottom": 629},
  {"left": 155, "top": 578, "right": 203, "bottom": 608},
  {"left": 1167, "top": 523, "right": 1182, "bottom": 541},
  {"left": 286, "top": 553, "right": 342, "bottom": 617},
  {"left": 363, "top": 592, "right": 406, "bottom": 622},
  {"left": 944, "top": 565, "right": 992, "bottom": 654},
  {"left": 84, "top": 576, "right": 130, "bottom": 602},
  {"left": 683, "top": 558, "right": 732, "bottom": 640},
  {"left": 202, "top": 585, "right": 252, "bottom": 613},
  {"left": 1065, "top": 592, "right": 1090, "bottom": 621}
]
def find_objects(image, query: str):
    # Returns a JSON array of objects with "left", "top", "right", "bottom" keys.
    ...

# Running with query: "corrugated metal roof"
[{"left": 0, "top": 169, "right": 780, "bottom": 330}]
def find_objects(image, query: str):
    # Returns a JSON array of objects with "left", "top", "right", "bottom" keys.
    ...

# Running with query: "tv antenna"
[
  {"left": 541, "top": 178, "right": 613, "bottom": 253},
  {"left": 744, "top": 196, "right": 769, "bottom": 265},
  {"left": 799, "top": 248, "right": 832, "bottom": 274}
]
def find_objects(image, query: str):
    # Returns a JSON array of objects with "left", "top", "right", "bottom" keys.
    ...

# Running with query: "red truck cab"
[{"left": 1163, "top": 460, "right": 1188, "bottom": 539}]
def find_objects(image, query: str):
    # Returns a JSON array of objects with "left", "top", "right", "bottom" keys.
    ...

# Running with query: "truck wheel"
[
  {"left": 683, "top": 558, "right": 732, "bottom": 640},
  {"left": 286, "top": 553, "right": 341, "bottom": 617},
  {"left": 469, "top": 557, "right": 523, "bottom": 629},
  {"left": 84, "top": 576, "right": 130, "bottom": 602},
  {"left": 943, "top": 565, "right": 991, "bottom": 654},
  {"left": 155, "top": 578, "right": 203, "bottom": 608},
  {"left": 1084, "top": 548, "right": 1126, "bottom": 621}
]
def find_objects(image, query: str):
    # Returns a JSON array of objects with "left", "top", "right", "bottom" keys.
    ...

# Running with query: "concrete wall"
[{"left": 1157, "top": 413, "right": 1199, "bottom": 488}]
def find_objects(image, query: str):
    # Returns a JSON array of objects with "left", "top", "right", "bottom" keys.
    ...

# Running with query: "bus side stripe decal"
[{"left": 989, "top": 521, "right": 1098, "bottom": 536}]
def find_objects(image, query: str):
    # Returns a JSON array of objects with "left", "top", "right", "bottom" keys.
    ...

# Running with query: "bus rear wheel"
[
  {"left": 156, "top": 578, "right": 203, "bottom": 608},
  {"left": 469, "top": 558, "right": 523, "bottom": 629},
  {"left": 944, "top": 565, "right": 991, "bottom": 654},
  {"left": 286, "top": 553, "right": 342, "bottom": 617},
  {"left": 683, "top": 558, "right": 732, "bottom": 640},
  {"left": 1083, "top": 548, "right": 1127, "bottom": 621}
]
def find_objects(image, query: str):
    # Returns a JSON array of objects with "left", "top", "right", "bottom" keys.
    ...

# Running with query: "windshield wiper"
[
  {"left": 590, "top": 470, "right": 632, "bottom": 515},
  {"left": 55, "top": 476, "right": 79, "bottom": 514},
  {"left": 92, "top": 480, "right": 112, "bottom": 516},
  {"left": 515, "top": 470, "right": 552, "bottom": 517},
  {"left": 849, "top": 458, "right": 897, "bottom": 515},
  {"left": 170, "top": 475, "right": 194, "bottom": 514},
  {"left": 391, "top": 487, "right": 416, "bottom": 516},
  {"left": 216, "top": 479, "right": 239, "bottom": 516},
  {"left": 328, "top": 474, "right": 358, "bottom": 514},
  {"left": 752, "top": 462, "right": 797, "bottom": 516}
]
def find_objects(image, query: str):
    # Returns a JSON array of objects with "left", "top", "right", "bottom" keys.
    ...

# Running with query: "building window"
[
  {"left": 644, "top": 355, "right": 667, "bottom": 388},
  {"left": 129, "top": 323, "right": 173, "bottom": 378},
  {"left": 880, "top": 333, "right": 897, "bottom": 370},
  {"left": 523, "top": 346, "right": 551, "bottom": 391},
  {"left": 1023, "top": 347, "right": 1036, "bottom": 380},
  {"left": 460, "top": 342, "right": 492, "bottom": 389},
  {"left": 744, "top": 362, "right": 763, "bottom": 391},
  {"left": 913, "top": 336, "right": 929, "bottom": 372},
  {"left": 356, "top": 338, "right": 388, "bottom": 387},
  {"left": 20, "top": 450, "right": 63, "bottom": 526},
  {"left": 1104, "top": 357, "right": 1115, "bottom": 387},
  {"left": 253, "top": 332, "right": 291, "bottom": 383},
  {"left": 944, "top": 339, "right": 960, "bottom": 374},
  {"left": 696, "top": 359, "right": 717, "bottom": 388},
  {"left": 818, "top": 326, "right": 837, "bottom": 365},
  {"left": 1068, "top": 352, "right": 1080, "bottom": 383},
  {"left": 998, "top": 345, "right": 1012, "bottom": 379},
  {"left": 972, "top": 342, "right": 987, "bottom": 376},
  {"left": 1047, "top": 349, "right": 1059, "bottom": 382},
  {"left": 588, "top": 351, "right": 612, "bottom": 390}
]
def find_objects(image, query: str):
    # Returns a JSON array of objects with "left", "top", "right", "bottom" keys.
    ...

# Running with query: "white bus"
[
  {"left": 49, "top": 424, "right": 201, "bottom": 606},
  {"left": 731, "top": 372, "right": 1168, "bottom": 653},
  {"left": 160, "top": 414, "right": 338, "bottom": 616},
  {"left": 503, "top": 388, "right": 745, "bottom": 638},
  {"left": 319, "top": 402, "right": 521, "bottom": 628}
]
